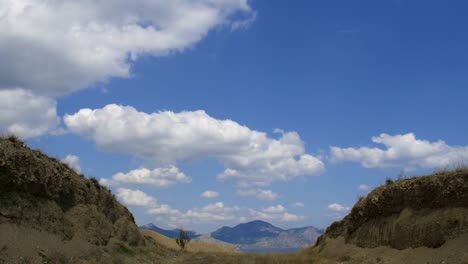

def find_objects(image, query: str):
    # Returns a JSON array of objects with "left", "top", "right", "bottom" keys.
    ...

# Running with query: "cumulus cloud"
[
  {"left": 327, "top": 203, "right": 350, "bottom": 212},
  {"left": 201, "top": 190, "right": 219, "bottom": 199},
  {"left": 330, "top": 133, "right": 468, "bottom": 169},
  {"left": 146, "top": 202, "right": 238, "bottom": 223},
  {"left": 64, "top": 104, "right": 325, "bottom": 188},
  {"left": 0, "top": 1, "right": 254, "bottom": 139},
  {"left": 111, "top": 166, "right": 191, "bottom": 187},
  {"left": 0, "top": 89, "right": 60, "bottom": 138},
  {"left": 61, "top": 154, "right": 81, "bottom": 173},
  {"left": 280, "top": 212, "right": 304, "bottom": 222},
  {"left": 358, "top": 184, "right": 371, "bottom": 191},
  {"left": 293, "top": 202, "right": 305, "bottom": 208},
  {"left": 146, "top": 204, "right": 180, "bottom": 215},
  {"left": 237, "top": 189, "right": 279, "bottom": 201},
  {"left": 0, "top": 0, "right": 254, "bottom": 96},
  {"left": 250, "top": 205, "right": 304, "bottom": 222},
  {"left": 263, "top": 205, "right": 286, "bottom": 214},
  {"left": 116, "top": 188, "right": 156, "bottom": 207},
  {"left": 98, "top": 178, "right": 115, "bottom": 188},
  {"left": 146, "top": 202, "right": 304, "bottom": 226},
  {"left": 182, "top": 202, "right": 240, "bottom": 223}
]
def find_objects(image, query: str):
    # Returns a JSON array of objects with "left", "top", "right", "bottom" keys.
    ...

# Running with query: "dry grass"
[
  {"left": 141, "top": 230, "right": 239, "bottom": 254},
  {"left": 166, "top": 252, "right": 314, "bottom": 264},
  {"left": 141, "top": 230, "right": 316, "bottom": 263}
]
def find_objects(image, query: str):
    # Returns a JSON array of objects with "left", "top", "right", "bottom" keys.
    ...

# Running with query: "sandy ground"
[
  {"left": 0, "top": 223, "right": 95, "bottom": 263},
  {"left": 1, "top": 224, "right": 468, "bottom": 264},
  {"left": 308, "top": 233, "right": 468, "bottom": 264}
]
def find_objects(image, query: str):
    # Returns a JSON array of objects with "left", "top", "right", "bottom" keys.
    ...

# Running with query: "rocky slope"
[
  {"left": 0, "top": 136, "right": 146, "bottom": 263},
  {"left": 311, "top": 169, "right": 468, "bottom": 263},
  {"left": 212, "top": 220, "right": 282, "bottom": 244}
]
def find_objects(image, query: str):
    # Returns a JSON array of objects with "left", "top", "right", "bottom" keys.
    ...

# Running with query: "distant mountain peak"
[
  {"left": 141, "top": 220, "right": 323, "bottom": 252},
  {"left": 246, "top": 220, "right": 270, "bottom": 224},
  {"left": 212, "top": 220, "right": 303, "bottom": 245},
  {"left": 141, "top": 223, "right": 157, "bottom": 228},
  {"left": 139, "top": 223, "right": 200, "bottom": 239},
  {"left": 210, "top": 220, "right": 323, "bottom": 251},
  {"left": 241, "top": 220, "right": 275, "bottom": 227}
]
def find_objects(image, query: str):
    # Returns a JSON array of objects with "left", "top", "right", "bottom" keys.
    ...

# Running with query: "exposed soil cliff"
[
  {"left": 316, "top": 169, "right": 468, "bottom": 250},
  {"left": 0, "top": 136, "right": 145, "bottom": 262}
]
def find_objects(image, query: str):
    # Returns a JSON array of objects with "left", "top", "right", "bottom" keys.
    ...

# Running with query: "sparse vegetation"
[
  {"left": 5, "top": 134, "right": 22, "bottom": 144},
  {"left": 318, "top": 168, "right": 468, "bottom": 250},
  {"left": 175, "top": 229, "right": 191, "bottom": 251},
  {"left": 356, "top": 195, "right": 365, "bottom": 203},
  {"left": 385, "top": 177, "right": 394, "bottom": 185},
  {"left": 338, "top": 255, "right": 351, "bottom": 262},
  {"left": 141, "top": 230, "right": 238, "bottom": 254},
  {"left": 455, "top": 161, "right": 468, "bottom": 172},
  {"left": 163, "top": 252, "right": 314, "bottom": 264}
]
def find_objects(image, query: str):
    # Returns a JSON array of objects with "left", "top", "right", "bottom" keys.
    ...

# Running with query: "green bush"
[{"left": 175, "top": 229, "right": 191, "bottom": 251}]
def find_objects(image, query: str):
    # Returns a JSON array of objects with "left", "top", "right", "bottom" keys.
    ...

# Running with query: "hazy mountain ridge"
[
  {"left": 143, "top": 220, "right": 323, "bottom": 252},
  {"left": 140, "top": 223, "right": 200, "bottom": 239},
  {"left": 211, "top": 220, "right": 322, "bottom": 251},
  {"left": 252, "top": 226, "right": 323, "bottom": 249},
  {"left": 211, "top": 220, "right": 283, "bottom": 244}
]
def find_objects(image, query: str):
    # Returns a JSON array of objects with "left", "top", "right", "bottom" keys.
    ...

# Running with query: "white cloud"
[
  {"left": 182, "top": 202, "right": 240, "bottom": 223},
  {"left": 237, "top": 189, "right": 279, "bottom": 201},
  {"left": 293, "top": 202, "right": 305, "bottom": 208},
  {"left": 358, "top": 184, "right": 371, "bottom": 191},
  {"left": 201, "top": 190, "right": 219, "bottom": 199},
  {"left": 326, "top": 212, "right": 345, "bottom": 220},
  {"left": 0, "top": 0, "right": 254, "bottom": 96},
  {"left": 145, "top": 202, "right": 304, "bottom": 226},
  {"left": 231, "top": 10, "right": 257, "bottom": 30},
  {"left": 327, "top": 203, "right": 350, "bottom": 212},
  {"left": 263, "top": 205, "right": 286, "bottom": 214},
  {"left": 146, "top": 204, "right": 180, "bottom": 215},
  {"left": 116, "top": 188, "right": 156, "bottom": 207},
  {"left": 330, "top": 133, "right": 468, "bottom": 169},
  {"left": 111, "top": 166, "right": 191, "bottom": 187},
  {"left": 0, "top": 1, "right": 254, "bottom": 140},
  {"left": 64, "top": 104, "right": 325, "bottom": 187},
  {"left": 250, "top": 206, "right": 304, "bottom": 223},
  {"left": 280, "top": 212, "right": 303, "bottom": 222},
  {"left": 146, "top": 202, "right": 241, "bottom": 223},
  {"left": 61, "top": 154, "right": 81, "bottom": 173},
  {"left": 0, "top": 89, "right": 60, "bottom": 139},
  {"left": 98, "top": 178, "right": 116, "bottom": 188}
]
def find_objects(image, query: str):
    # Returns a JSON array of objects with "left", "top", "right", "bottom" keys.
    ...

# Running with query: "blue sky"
[{"left": 1, "top": 0, "right": 468, "bottom": 233}]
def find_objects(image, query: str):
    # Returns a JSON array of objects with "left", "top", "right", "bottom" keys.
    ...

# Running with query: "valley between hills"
[
  {"left": 1, "top": 136, "right": 468, "bottom": 263},
  {"left": 140, "top": 220, "right": 323, "bottom": 253}
]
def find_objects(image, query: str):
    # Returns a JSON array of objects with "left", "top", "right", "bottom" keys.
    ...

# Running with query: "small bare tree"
[{"left": 175, "top": 229, "right": 191, "bottom": 251}]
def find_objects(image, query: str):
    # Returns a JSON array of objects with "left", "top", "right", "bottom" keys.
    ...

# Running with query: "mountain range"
[
  {"left": 140, "top": 223, "right": 200, "bottom": 239},
  {"left": 140, "top": 220, "right": 323, "bottom": 252}
]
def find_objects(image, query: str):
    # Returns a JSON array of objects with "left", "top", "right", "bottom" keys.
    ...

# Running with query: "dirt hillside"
[
  {"left": 311, "top": 169, "right": 468, "bottom": 263},
  {"left": 0, "top": 136, "right": 145, "bottom": 263}
]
